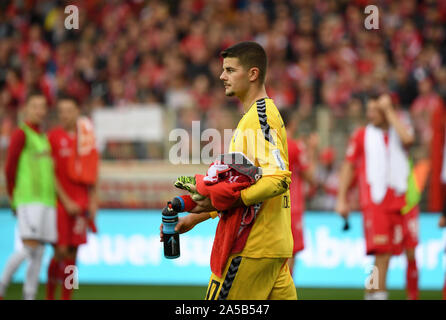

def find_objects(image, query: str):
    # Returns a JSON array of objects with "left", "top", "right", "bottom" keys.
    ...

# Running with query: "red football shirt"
[
  {"left": 288, "top": 138, "right": 309, "bottom": 215},
  {"left": 345, "top": 127, "right": 405, "bottom": 210},
  {"left": 48, "top": 126, "right": 90, "bottom": 212}
]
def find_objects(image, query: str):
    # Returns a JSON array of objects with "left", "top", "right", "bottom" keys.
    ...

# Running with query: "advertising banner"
[{"left": 0, "top": 210, "right": 444, "bottom": 289}]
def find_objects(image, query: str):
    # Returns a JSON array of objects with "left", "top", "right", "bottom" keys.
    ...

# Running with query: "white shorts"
[{"left": 16, "top": 203, "right": 57, "bottom": 243}]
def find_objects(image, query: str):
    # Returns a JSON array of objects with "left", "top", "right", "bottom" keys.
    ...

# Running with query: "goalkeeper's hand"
[{"left": 159, "top": 213, "right": 209, "bottom": 242}]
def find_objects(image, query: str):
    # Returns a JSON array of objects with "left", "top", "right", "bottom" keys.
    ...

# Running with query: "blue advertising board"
[{"left": 0, "top": 209, "right": 445, "bottom": 289}]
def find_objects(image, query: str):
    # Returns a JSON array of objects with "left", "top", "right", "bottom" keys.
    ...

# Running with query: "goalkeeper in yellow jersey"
[{"left": 160, "top": 41, "right": 296, "bottom": 300}]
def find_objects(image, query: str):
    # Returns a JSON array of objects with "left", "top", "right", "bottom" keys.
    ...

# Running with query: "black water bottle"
[{"left": 162, "top": 201, "right": 180, "bottom": 259}]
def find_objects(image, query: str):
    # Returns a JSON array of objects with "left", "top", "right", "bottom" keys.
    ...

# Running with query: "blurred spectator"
[
  {"left": 435, "top": 67, "right": 446, "bottom": 99},
  {"left": 0, "top": 0, "right": 445, "bottom": 212},
  {"left": 0, "top": 0, "right": 444, "bottom": 122},
  {"left": 411, "top": 73, "right": 444, "bottom": 156},
  {"left": 428, "top": 90, "right": 446, "bottom": 212},
  {"left": 311, "top": 147, "right": 338, "bottom": 211}
]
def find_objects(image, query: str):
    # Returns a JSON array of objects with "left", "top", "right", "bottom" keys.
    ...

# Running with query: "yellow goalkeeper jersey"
[{"left": 228, "top": 97, "right": 293, "bottom": 259}]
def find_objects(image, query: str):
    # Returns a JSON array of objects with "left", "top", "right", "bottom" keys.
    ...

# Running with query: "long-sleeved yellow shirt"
[{"left": 221, "top": 97, "right": 293, "bottom": 258}]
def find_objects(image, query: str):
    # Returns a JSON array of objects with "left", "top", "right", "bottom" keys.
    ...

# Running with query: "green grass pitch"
[{"left": 2, "top": 284, "right": 443, "bottom": 300}]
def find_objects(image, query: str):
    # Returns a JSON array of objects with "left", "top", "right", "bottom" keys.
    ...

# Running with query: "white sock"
[
  {"left": 22, "top": 245, "right": 44, "bottom": 300},
  {"left": 364, "top": 291, "right": 388, "bottom": 300},
  {"left": 0, "top": 249, "right": 28, "bottom": 296}
]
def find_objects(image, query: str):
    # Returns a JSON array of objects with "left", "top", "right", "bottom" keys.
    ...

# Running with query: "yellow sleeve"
[
  {"left": 241, "top": 173, "right": 291, "bottom": 206},
  {"left": 239, "top": 102, "right": 291, "bottom": 206}
]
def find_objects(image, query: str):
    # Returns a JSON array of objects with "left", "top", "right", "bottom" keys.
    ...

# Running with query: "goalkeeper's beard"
[
  {"left": 225, "top": 90, "right": 235, "bottom": 97},
  {"left": 224, "top": 84, "right": 236, "bottom": 97}
]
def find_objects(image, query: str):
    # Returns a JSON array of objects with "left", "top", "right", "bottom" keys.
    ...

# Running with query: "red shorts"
[
  {"left": 57, "top": 203, "right": 88, "bottom": 247},
  {"left": 291, "top": 210, "right": 304, "bottom": 256},
  {"left": 363, "top": 205, "right": 404, "bottom": 255},
  {"left": 401, "top": 206, "right": 419, "bottom": 249}
]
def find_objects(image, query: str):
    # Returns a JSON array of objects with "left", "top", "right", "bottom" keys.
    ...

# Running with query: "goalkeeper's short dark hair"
[{"left": 221, "top": 41, "right": 267, "bottom": 84}]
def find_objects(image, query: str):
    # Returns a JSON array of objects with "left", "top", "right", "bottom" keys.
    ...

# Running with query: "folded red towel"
[{"left": 196, "top": 174, "right": 250, "bottom": 211}]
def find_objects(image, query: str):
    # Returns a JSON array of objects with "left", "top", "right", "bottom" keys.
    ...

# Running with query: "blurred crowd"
[{"left": 0, "top": 0, "right": 445, "bottom": 209}]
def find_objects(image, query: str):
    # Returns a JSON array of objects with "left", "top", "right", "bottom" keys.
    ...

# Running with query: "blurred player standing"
[
  {"left": 428, "top": 89, "right": 446, "bottom": 213},
  {"left": 0, "top": 90, "right": 57, "bottom": 300},
  {"left": 392, "top": 91, "right": 425, "bottom": 300},
  {"left": 399, "top": 158, "right": 431, "bottom": 300},
  {"left": 440, "top": 202, "right": 446, "bottom": 300},
  {"left": 431, "top": 97, "right": 446, "bottom": 299},
  {"left": 280, "top": 109, "right": 316, "bottom": 275},
  {"left": 336, "top": 94, "right": 415, "bottom": 300},
  {"left": 161, "top": 42, "right": 296, "bottom": 300},
  {"left": 395, "top": 97, "right": 425, "bottom": 300},
  {"left": 401, "top": 204, "right": 420, "bottom": 300},
  {"left": 46, "top": 94, "right": 99, "bottom": 300}
]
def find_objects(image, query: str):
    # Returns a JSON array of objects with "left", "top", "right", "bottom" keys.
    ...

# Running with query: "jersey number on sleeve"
[
  {"left": 283, "top": 195, "right": 290, "bottom": 208},
  {"left": 205, "top": 279, "right": 221, "bottom": 300}
]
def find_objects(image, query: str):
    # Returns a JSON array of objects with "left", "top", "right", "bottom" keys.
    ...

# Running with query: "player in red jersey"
[
  {"left": 46, "top": 94, "right": 99, "bottom": 300},
  {"left": 336, "top": 93, "right": 415, "bottom": 300},
  {"left": 400, "top": 205, "right": 419, "bottom": 300},
  {"left": 440, "top": 203, "right": 446, "bottom": 300},
  {"left": 280, "top": 109, "right": 316, "bottom": 275},
  {"left": 430, "top": 96, "right": 446, "bottom": 299}
]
